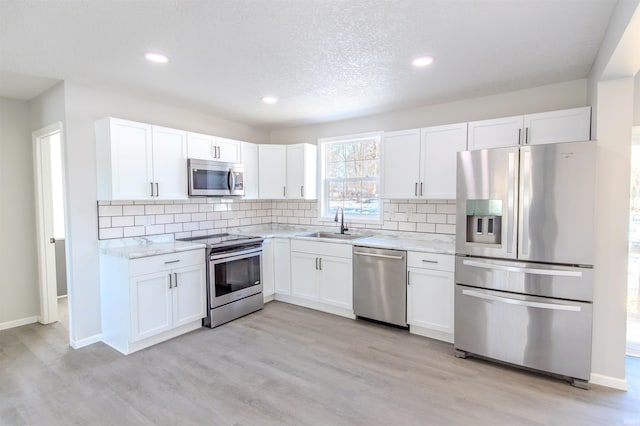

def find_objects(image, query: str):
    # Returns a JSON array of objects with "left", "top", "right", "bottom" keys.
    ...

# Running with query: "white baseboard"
[
  {"left": 0, "top": 316, "right": 39, "bottom": 331},
  {"left": 70, "top": 333, "right": 103, "bottom": 349},
  {"left": 590, "top": 373, "right": 628, "bottom": 391}
]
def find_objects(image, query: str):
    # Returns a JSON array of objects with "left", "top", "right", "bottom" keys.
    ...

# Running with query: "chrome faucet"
[{"left": 334, "top": 207, "right": 348, "bottom": 234}]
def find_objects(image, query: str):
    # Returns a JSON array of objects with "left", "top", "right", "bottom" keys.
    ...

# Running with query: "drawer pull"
[
  {"left": 462, "top": 289, "right": 581, "bottom": 312},
  {"left": 164, "top": 259, "right": 180, "bottom": 264},
  {"left": 421, "top": 259, "right": 438, "bottom": 264}
]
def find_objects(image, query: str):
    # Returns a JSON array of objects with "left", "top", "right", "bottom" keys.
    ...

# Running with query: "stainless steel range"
[{"left": 177, "top": 233, "right": 264, "bottom": 328}]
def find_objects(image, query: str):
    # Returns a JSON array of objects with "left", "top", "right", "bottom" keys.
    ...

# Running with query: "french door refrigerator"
[{"left": 454, "top": 140, "right": 596, "bottom": 388}]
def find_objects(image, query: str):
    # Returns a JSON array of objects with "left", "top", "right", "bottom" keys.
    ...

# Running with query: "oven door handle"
[{"left": 210, "top": 247, "right": 262, "bottom": 262}]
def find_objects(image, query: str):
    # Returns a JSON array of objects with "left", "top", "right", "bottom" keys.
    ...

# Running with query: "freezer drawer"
[
  {"left": 455, "top": 256, "right": 593, "bottom": 302},
  {"left": 455, "top": 285, "right": 593, "bottom": 381}
]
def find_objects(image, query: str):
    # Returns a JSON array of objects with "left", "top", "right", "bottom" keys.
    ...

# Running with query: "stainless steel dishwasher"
[{"left": 353, "top": 246, "right": 407, "bottom": 327}]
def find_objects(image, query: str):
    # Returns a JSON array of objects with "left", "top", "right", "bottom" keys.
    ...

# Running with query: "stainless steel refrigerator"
[{"left": 454, "top": 141, "right": 596, "bottom": 388}]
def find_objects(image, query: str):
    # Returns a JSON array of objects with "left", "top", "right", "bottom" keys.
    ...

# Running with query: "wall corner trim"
[
  {"left": 590, "top": 372, "right": 628, "bottom": 391},
  {"left": 0, "top": 316, "right": 39, "bottom": 331},
  {"left": 70, "top": 334, "right": 103, "bottom": 349}
]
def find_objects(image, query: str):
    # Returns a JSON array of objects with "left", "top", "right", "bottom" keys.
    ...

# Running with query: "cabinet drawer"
[
  {"left": 407, "top": 252, "right": 454, "bottom": 272},
  {"left": 290, "top": 239, "right": 352, "bottom": 259},
  {"left": 130, "top": 249, "right": 205, "bottom": 276}
]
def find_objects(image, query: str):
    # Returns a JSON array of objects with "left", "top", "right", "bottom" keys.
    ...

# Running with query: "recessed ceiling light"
[
  {"left": 261, "top": 96, "right": 278, "bottom": 104},
  {"left": 145, "top": 52, "right": 169, "bottom": 64},
  {"left": 412, "top": 56, "right": 435, "bottom": 67}
]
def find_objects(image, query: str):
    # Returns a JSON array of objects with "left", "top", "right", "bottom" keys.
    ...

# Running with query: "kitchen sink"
[{"left": 301, "top": 231, "right": 366, "bottom": 240}]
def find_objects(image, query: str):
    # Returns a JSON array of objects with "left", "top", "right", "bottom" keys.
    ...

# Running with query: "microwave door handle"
[{"left": 227, "top": 169, "right": 235, "bottom": 191}]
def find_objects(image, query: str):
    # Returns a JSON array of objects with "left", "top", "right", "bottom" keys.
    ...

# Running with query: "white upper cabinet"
[
  {"left": 258, "top": 143, "right": 317, "bottom": 199},
  {"left": 420, "top": 123, "right": 468, "bottom": 200},
  {"left": 382, "top": 125, "right": 466, "bottom": 200},
  {"left": 523, "top": 106, "right": 591, "bottom": 145},
  {"left": 258, "top": 144, "right": 287, "bottom": 199},
  {"left": 286, "top": 143, "right": 317, "bottom": 200},
  {"left": 96, "top": 117, "right": 187, "bottom": 200},
  {"left": 468, "top": 106, "right": 591, "bottom": 150},
  {"left": 382, "top": 129, "right": 421, "bottom": 199},
  {"left": 467, "top": 115, "right": 523, "bottom": 150},
  {"left": 187, "top": 132, "right": 242, "bottom": 163},
  {"left": 241, "top": 142, "right": 259, "bottom": 199}
]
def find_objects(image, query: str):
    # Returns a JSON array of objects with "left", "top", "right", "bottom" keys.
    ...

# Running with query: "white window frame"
[{"left": 318, "top": 131, "right": 383, "bottom": 224}]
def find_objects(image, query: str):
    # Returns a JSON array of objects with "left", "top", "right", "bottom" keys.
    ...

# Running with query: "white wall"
[
  {"left": 269, "top": 79, "right": 588, "bottom": 143},
  {"left": 635, "top": 72, "right": 640, "bottom": 126},
  {"left": 0, "top": 97, "right": 39, "bottom": 327},
  {"left": 61, "top": 82, "right": 270, "bottom": 342}
]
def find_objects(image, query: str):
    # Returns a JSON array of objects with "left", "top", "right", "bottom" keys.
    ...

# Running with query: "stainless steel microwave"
[{"left": 188, "top": 159, "right": 244, "bottom": 196}]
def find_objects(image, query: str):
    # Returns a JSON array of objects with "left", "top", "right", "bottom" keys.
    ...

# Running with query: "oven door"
[{"left": 209, "top": 247, "right": 262, "bottom": 308}]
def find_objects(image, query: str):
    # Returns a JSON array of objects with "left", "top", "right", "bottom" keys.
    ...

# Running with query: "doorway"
[
  {"left": 33, "top": 123, "right": 69, "bottom": 331},
  {"left": 629, "top": 126, "right": 640, "bottom": 357}
]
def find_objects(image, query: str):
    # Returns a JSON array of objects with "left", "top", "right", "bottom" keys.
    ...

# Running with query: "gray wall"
[
  {"left": 0, "top": 97, "right": 39, "bottom": 327},
  {"left": 269, "top": 79, "right": 588, "bottom": 143}
]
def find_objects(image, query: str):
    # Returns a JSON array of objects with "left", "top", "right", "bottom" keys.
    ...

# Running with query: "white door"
[
  {"left": 216, "top": 137, "right": 243, "bottom": 163},
  {"left": 130, "top": 272, "right": 173, "bottom": 341},
  {"left": 187, "top": 131, "right": 216, "bottom": 160},
  {"left": 261, "top": 239, "right": 275, "bottom": 298},
  {"left": 319, "top": 256, "right": 352, "bottom": 310},
  {"left": 151, "top": 126, "right": 188, "bottom": 200},
  {"left": 467, "top": 115, "right": 524, "bottom": 150},
  {"left": 523, "top": 106, "right": 591, "bottom": 146},
  {"left": 110, "top": 119, "right": 153, "bottom": 199},
  {"left": 172, "top": 264, "right": 206, "bottom": 327},
  {"left": 382, "top": 129, "right": 421, "bottom": 198},
  {"left": 241, "top": 142, "right": 259, "bottom": 199},
  {"left": 273, "top": 238, "right": 291, "bottom": 295},
  {"left": 290, "top": 252, "right": 320, "bottom": 300},
  {"left": 420, "top": 123, "right": 468, "bottom": 199},
  {"left": 407, "top": 268, "right": 454, "bottom": 335},
  {"left": 258, "top": 145, "right": 287, "bottom": 199},
  {"left": 286, "top": 144, "right": 305, "bottom": 199}
]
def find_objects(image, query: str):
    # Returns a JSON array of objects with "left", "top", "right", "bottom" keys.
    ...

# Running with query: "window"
[{"left": 319, "top": 132, "right": 382, "bottom": 222}]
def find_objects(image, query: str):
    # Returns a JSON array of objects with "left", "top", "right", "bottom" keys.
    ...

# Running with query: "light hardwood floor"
[{"left": 1, "top": 300, "right": 638, "bottom": 425}]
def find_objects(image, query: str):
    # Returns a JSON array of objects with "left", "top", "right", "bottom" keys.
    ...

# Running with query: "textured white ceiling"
[{"left": 0, "top": 0, "right": 618, "bottom": 129}]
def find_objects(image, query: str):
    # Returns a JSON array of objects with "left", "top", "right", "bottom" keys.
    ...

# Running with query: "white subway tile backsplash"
[{"left": 97, "top": 198, "right": 457, "bottom": 239}]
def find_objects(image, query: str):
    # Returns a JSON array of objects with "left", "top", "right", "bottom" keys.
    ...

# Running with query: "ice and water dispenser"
[{"left": 466, "top": 200, "right": 502, "bottom": 245}]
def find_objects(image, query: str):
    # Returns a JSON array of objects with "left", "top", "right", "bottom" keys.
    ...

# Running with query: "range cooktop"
[{"left": 177, "top": 233, "right": 263, "bottom": 249}]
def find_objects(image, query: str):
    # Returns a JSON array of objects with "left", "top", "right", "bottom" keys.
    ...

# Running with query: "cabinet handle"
[
  {"left": 211, "top": 143, "right": 215, "bottom": 158},
  {"left": 301, "top": 185, "right": 304, "bottom": 197},
  {"left": 518, "top": 128, "right": 522, "bottom": 145},
  {"left": 414, "top": 182, "right": 418, "bottom": 197},
  {"left": 319, "top": 258, "right": 322, "bottom": 270},
  {"left": 155, "top": 182, "right": 159, "bottom": 197},
  {"left": 174, "top": 272, "right": 178, "bottom": 287},
  {"left": 315, "top": 257, "right": 319, "bottom": 270},
  {"left": 407, "top": 270, "right": 410, "bottom": 285},
  {"left": 525, "top": 127, "right": 529, "bottom": 144},
  {"left": 164, "top": 259, "right": 180, "bottom": 264},
  {"left": 150, "top": 182, "right": 154, "bottom": 197},
  {"left": 283, "top": 186, "right": 286, "bottom": 197},
  {"left": 421, "top": 259, "right": 438, "bottom": 264},
  {"left": 216, "top": 146, "right": 220, "bottom": 159},
  {"left": 168, "top": 273, "right": 173, "bottom": 288},
  {"left": 420, "top": 182, "right": 423, "bottom": 196}
]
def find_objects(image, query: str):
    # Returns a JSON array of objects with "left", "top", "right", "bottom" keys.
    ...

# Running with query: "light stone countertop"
[
  {"left": 99, "top": 235, "right": 206, "bottom": 259},
  {"left": 229, "top": 224, "right": 455, "bottom": 254}
]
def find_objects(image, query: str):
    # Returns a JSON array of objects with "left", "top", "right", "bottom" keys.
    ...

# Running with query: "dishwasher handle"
[{"left": 353, "top": 251, "right": 404, "bottom": 260}]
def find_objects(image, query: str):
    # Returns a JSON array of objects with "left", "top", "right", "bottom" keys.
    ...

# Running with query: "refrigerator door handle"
[
  {"left": 462, "top": 289, "right": 582, "bottom": 312},
  {"left": 506, "top": 151, "right": 517, "bottom": 255},
  {"left": 519, "top": 148, "right": 532, "bottom": 257},
  {"left": 462, "top": 259, "right": 583, "bottom": 277}
]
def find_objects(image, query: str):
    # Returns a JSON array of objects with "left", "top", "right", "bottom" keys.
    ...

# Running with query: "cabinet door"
[
  {"left": 130, "top": 271, "right": 173, "bottom": 341},
  {"left": 109, "top": 119, "right": 154, "bottom": 200},
  {"left": 241, "top": 142, "right": 259, "bottom": 199},
  {"left": 286, "top": 144, "right": 305, "bottom": 199},
  {"left": 290, "top": 252, "right": 320, "bottom": 300},
  {"left": 523, "top": 106, "right": 591, "bottom": 146},
  {"left": 172, "top": 264, "right": 206, "bottom": 327},
  {"left": 420, "top": 123, "right": 467, "bottom": 199},
  {"left": 382, "top": 129, "right": 421, "bottom": 199},
  {"left": 407, "top": 268, "right": 454, "bottom": 336},
  {"left": 216, "top": 137, "right": 242, "bottom": 163},
  {"left": 152, "top": 126, "right": 188, "bottom": 200},
  {"left": 319, "top": 256, "right": 352, "bottom": 310},
  {"left": 273, "top": 238, "right": 291, "bottom": 295},
  {"left": 261, "top": 239, "right": 275, "bottom": 298},
  {"left": 186, "top": 132, "right": 215, "bottom": 160},
  {"left": 467, "top": 115, "right": 524, "bottom": 150},
  {"left": 258, "top": 145, "right": 287, "bottom": 199}
]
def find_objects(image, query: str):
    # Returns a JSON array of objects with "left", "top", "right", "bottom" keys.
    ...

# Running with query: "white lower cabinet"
[
  {"left": 286, "top": 240, "right": 353, "bottom": 318},
  {"left": 407, "top": 252, "right": 454, "bottom": 343},
  {"left": 101, "top": 249, "right": 206, "bottom": 354},
  {"left": 261, "top": 238, "right": 290, "bottom": 301}
]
